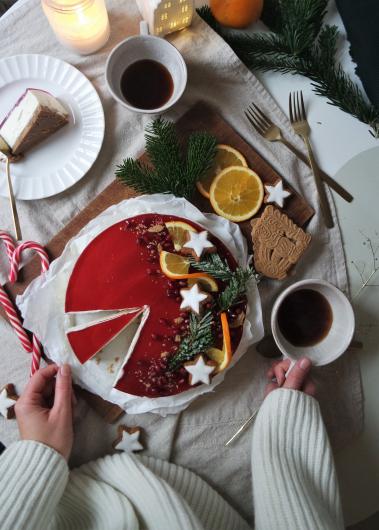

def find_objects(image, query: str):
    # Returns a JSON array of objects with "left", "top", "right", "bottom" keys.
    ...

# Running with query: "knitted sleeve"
[
  {"left": 251, "top": 389, "right": 344, "bottom": 530},
  {"left": 0, "top": 440, "right": 68, "bottom": 530}
]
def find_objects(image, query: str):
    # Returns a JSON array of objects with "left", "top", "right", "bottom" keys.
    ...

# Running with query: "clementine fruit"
[{"left": 210, "top": 0, "right": 264, "bottom": 29}]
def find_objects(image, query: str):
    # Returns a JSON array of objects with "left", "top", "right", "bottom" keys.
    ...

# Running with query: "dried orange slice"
[
  {"left": 187, "top": 275, "right": 218, "bottom": 292},
  {"left": 165, "top": 221, "right": 197, "bottom": 251},
  {"left": 206, "top": 312, "right": 232, "bottom": 373},
  {"left": 209, "top": 166, "right": 264, "bottom": 222},
  {"left": 159, "top": 251, "right": 190, "bottom": 278},
  {"left": 196, "top": 144, "right": 248, "bottom": 199}
]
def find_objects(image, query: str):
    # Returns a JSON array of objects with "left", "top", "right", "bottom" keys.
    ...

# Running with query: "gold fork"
[
  {"left": 289, "top": 91, "right": 334, "bottom": 228},
  {"left": 245, "top": 103, "right": 353, "bottom": 203},
  {"left": 0, "top": 150, "right": 22, "bottom": 240}
]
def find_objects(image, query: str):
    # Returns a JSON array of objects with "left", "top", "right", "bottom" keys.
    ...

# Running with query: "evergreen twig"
[
  {"left": 197, "top": 3, "right": 379, "bottom": 138},
  {"left": 116, "top": 118, "right": 217, "bottom": 200},
  {"left": 190, "top": 254, "right": 259, "bottom": 310},
  {"left": 168, "top": 311, "right": 214, "bottom": 371},
  {"left": 218, "top": 268, "right": 254, "bottom": 311}
]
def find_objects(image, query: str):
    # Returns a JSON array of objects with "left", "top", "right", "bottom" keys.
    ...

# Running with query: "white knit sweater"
[{"left": 0, "top": 389, "right": 344, "bottom": 530}]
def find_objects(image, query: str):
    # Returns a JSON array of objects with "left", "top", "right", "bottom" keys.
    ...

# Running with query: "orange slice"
[
  {"left": 159, "top": 251, "right": 190, "bottom": 279},
  {"left": 187, "top": 274, "right": 218, "bottom": 292},
  {"left": 165, "top": 221, "right": 197, "bottom": 251},
  {"left": 159, "top": 251, "right": 218, "bottom": 289},
  {"left": 209, "top": 166, "right": 264, "bottom": 222},
  {"left": 206, "top": 312, "right": 232, "bottom": 373},
  {"left": 196, "top": 144, "right": 248, "bottom": 199}
]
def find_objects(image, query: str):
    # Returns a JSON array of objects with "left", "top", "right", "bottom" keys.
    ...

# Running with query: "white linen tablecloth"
[{"left": 0, "top": 0, "right": 363, "bottom": 524}]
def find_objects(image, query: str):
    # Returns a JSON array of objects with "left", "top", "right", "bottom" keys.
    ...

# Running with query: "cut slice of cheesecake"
[
  {"left": 67, "top": 309, "right": 144, "bottom": 365},
  {"left": 0, "top": 89, "right": 69, "bottom": 155}
]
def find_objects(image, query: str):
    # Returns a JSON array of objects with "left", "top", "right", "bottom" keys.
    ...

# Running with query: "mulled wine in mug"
[
  {"left": 271, "top": 279, "right": 355, "bottom": 369},
  {"left": 105, "top": 21, "right": 187, "bottom": 113}
]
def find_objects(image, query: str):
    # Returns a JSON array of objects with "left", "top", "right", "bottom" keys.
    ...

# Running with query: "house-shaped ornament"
[{"left": 136, "top": 0, "right": 194, "bottom": 37}]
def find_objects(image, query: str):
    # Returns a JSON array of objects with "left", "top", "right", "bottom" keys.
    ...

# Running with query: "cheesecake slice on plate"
[{"left": 0, "top": 88, "right": 69, "bottom": 155}]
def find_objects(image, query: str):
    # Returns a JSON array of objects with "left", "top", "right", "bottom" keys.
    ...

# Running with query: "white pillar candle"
[{"left": 42, "top": 0, "right": 110, "bottom": 55}]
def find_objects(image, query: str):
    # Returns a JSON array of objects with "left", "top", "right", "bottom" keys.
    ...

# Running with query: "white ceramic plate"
[{"left": 0, "top": 54, "right": 104, "bottom": 200}]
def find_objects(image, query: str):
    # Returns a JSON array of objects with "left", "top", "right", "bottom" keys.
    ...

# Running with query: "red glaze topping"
[{"left": 65, "top": 214, "right": 243, "bottom": 397}]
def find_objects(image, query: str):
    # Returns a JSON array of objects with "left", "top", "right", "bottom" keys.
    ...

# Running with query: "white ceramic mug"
[
  {"left": 271, "top": 279, "right": 355, "bottom": 372},
  {"left": 105, "top": 21, "right": 187, "bottom": 114}
]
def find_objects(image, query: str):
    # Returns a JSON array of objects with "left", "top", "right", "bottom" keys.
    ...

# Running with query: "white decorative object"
[
  {"left": 136, "top": 0, "right": 194, "bottom": 37},
  {"left": 0, "top": 388, "right": 16, "bottom": 418},
  {"left": 42, "top": 0, "right": 110, "bottom": 55},
  {"left": 265, "top": 180, "right": 291, "bottom": 208},
  {"left": 183, "top": 230, "right": 214, "bottom": 259},
  {"left": 180, "top": 283, "right": 208, "bottom": 314},
  {"left": 185, "top": 355, "right": 215, "bottom": 385},
  {"left": 114, "top": 428, "right": 144, "bottom": 453}
]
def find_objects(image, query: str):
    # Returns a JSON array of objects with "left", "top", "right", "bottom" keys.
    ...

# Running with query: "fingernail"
[
  {"left": 60, "top": 364, "right": 71, "bottom": 376},
  {"left": 299, "top": 357, "right": 311, "bottom": 370}
]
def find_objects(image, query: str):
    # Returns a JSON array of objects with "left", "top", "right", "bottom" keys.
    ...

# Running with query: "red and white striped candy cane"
[
  {"left": 0, "top": 230, "right": 16, "bottom": 261},
  {"left": 0, "top": 232, "right": 50, "bottom": 375},
  {"left": 9, "top": 241, "right": 49, "bottom": 282}
]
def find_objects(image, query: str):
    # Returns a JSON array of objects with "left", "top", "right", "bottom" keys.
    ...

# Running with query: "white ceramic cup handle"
[
  {"left": 140, "top": 21, "right": 149, "bottom": 36},
  {"left": 284, "top": 358, "right": 296, "bottom": 380}
]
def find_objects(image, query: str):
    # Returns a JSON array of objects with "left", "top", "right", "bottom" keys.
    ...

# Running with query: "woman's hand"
[
  {"left": 15, "top": 364, "right": 74, "bottom": 461},
  {"left": 265, "top": 357, "right": 316, "bottom": 397}
]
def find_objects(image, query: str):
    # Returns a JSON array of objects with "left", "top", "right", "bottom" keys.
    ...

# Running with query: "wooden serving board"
[{"left": 1, "top": 101, "right": 314, "bottom": 421}]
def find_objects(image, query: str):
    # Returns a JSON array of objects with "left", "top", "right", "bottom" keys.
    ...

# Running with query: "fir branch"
[
  {"left": 190, "top": 254, "right": 259, "bottom": 310},
  {"left": 189, "top": 254, "right": 234, "bottom": 281},
  {"left": 116, "top": 117, "right": 217, "bottom": 200},
  {"left": 218, "top": 268, "right": 254, "bottom": 311},
  {"left": 197, "top": 4, "right": 379, "bottom": 138},
  {"left": 168, "top": 311, "right": 214, "bottom": 371}
]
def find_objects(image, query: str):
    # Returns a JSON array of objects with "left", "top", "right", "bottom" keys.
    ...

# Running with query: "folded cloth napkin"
[
  {"left": 336, "top": 0, "right": 379, "bottom": 108},
  {"left": 0, "top": 0, "right": 363, "bottom": 525}
]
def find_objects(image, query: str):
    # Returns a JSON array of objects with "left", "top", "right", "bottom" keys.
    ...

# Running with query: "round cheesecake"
[{"left": 65, "top": 213, "right": 246, "bottom": 398}]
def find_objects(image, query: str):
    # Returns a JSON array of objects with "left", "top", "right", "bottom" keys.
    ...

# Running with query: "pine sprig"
[
  {"left": 218, "top": 268, "right": 254, "bottom": 311},
  {"left": 116, "top": 118, "right": 217, "bottom": 200},
  {"left": 168, "top": 311, "right": 214, "bottom": 371},
  {"left": 190, "top": 254, "right": 259, "bottom": 310},
  {"left": 189, "top": 254, "right": 234, "bottom": 281},
  {"left": 197, "top": 4, "right": 379, "bottom": 138}
]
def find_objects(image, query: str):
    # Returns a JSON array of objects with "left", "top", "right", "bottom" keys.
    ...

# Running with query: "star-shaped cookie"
[
  {"left": 113, "top": 425, "right": 143, "bottom": 453},
  {"left": 185, "top": 355, "right": 215, "bottom": 385},
  {"left": 182, "top": 230, "right": 215, "bottom": 261},
  {"left": 180, "top": 283, "right": 209, "bottom": 314},
  {"left": 265, "top": 180, "right": 291, "bottom": 208},
  {"left": 0, "top": 384, "right": 18, "bottom": 420}
]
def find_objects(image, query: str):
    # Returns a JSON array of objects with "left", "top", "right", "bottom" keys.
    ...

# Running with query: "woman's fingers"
[
  {"left": 53, "top": 364, "right": 73, "bottom": 419},
  {"left": 266, "top": 360, "right": 281, "bottom": 380},
  {"left": 264, "top": 381, "right": 279, "bottom": 397},
  {"left": 283, "top": 358, "right": 312, "bottom": 390},
  {"left": 22, "top": 364, "right": 59, "bottom": 404},
  {"left": 273, "top": 358, "right": 291, "bottom": 386},
  {"left": 303, "top": 378, "right": 316, "bottom": 397}
]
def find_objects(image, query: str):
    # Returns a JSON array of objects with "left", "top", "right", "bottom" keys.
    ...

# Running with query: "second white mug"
[{"left": 105, "top": 21, "right": 187, "bottom": 114}]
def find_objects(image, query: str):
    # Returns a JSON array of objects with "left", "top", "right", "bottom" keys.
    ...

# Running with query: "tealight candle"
[{"left": 42, "top": 0, "right": 110, "bottom": 55}]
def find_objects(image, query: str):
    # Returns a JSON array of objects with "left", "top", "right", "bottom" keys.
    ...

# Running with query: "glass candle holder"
[{"left": 42, "top": 0, "right": 110, "bottom": 55}]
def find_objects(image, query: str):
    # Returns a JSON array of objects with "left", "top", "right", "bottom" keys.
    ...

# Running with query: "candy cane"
[
  {"left": 0, "top": 231, "right": 16, "bottom": 261},
  {"left": 9, "top": 241, "right": 49, "bottom": 283},
  {"left": 0, "top": 232, "right": 50, "bottom": 375}
]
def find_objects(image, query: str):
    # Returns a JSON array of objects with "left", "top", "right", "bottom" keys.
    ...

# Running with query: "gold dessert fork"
[
  {"left": 245, "top": 103, "right": 353, "bottom": 203},
  {"left": 289, "top": 91, "right": 334, "bottom": 228},
  {"left": 0, "top": 150, "right": 22, "bottom": 241}
]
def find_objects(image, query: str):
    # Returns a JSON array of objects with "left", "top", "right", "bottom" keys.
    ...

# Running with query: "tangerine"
[{"left": 210, "top": 0, "right": 264, "bottom": 29}]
